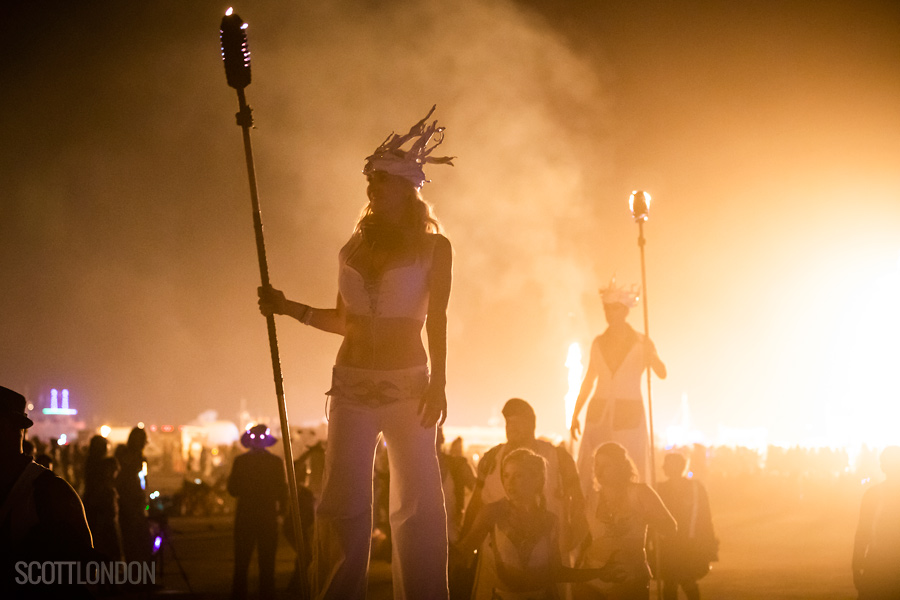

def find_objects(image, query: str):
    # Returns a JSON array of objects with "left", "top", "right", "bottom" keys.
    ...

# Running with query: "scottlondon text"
[{"left": 15, "top": 561, "right": 156, "bottom": 585}]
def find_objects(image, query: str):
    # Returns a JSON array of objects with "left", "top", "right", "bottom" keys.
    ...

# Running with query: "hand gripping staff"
[{"left": 220, "top": 10, "right": 309, "bottom": 596}]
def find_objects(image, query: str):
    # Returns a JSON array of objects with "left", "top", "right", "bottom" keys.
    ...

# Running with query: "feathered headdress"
[
  {"left": 362, "top": 105, "right": 455, "bottom": 189},
  {"left": 599, "top": 277, "right": 640, "bottom": 308}
]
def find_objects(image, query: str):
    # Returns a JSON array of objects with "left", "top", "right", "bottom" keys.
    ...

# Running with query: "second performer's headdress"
[
  {"left": 362, "top": 105, "right": 455, "bottom": 189},
  {"left": 599, "top": 278, "right": 640, "bottom": 308}
]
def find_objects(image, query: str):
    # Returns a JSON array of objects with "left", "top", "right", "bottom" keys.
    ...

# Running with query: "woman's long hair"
[
  {"left": 593, "top": 441, "right": 638, "bottom": 486},
  {"left": 354, "top": 185, "right": 442, "bottom": 236}
]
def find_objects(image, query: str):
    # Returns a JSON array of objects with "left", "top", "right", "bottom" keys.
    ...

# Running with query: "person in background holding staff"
[
  {"left": 258, "top": 106, "right": 454, "bottom": 600},
  {"left": 570, "top": 280, "right": 666, "bottom": 493}
]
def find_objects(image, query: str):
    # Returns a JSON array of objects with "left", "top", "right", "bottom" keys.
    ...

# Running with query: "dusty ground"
[{"left": 153, "top": 473, "right": 867, "bottom": 599}]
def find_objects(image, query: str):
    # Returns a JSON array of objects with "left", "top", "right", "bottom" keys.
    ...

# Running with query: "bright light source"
[
  {"left": 629, "top": 190, "right": 651, "bottom": 222},
  {"left": 100, "top": 425, "right": 111, "bottom": 438},
  {"left": 564, "top": 342, "right": 583, "bottom": 430},
  {"left": 225, "top": 7, "right": 234, "bottom": 16}
]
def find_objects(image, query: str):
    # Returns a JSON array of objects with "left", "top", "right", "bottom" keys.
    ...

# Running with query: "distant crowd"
[{"left": 3, "top": 385, "right": 899, "bottom": 600}]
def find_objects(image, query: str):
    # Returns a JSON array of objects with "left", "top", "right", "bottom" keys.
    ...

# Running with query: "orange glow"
[{"left": 564, "top": 342, "right": 583, "bottom": 431}]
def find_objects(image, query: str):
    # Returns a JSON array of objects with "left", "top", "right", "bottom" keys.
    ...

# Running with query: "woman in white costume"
[
  {"left": 259, "top": 106, "right": 454, "bottom": 600},
  {"left": 570, "top": 281, "right": 666, "bottom": 494}
]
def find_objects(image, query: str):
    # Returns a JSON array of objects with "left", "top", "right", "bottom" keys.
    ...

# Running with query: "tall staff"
[
  {"left": 219, "top": 9, "right": 308, "bottom": 592},
  {"left": 629, "top": 190, "right": 657, "bottom": 486}
]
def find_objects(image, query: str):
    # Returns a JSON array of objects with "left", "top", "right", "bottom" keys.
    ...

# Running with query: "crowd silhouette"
[{"left": 4, "top": 381, "right": 900, "bottom": 599}]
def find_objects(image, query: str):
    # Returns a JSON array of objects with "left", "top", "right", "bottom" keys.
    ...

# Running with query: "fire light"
[
  {"left": 564, "top": 343, "right": 583, "bottom": 431},
  {"left": 629, "top": 190, "right": 651, "bottom": 222}
]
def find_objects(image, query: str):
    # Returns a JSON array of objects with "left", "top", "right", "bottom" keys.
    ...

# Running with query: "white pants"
[{"left": 311, "top": 366, "right": 449, "bottom": 600}]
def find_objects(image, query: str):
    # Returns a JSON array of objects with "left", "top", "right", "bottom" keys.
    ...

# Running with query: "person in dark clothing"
[
  {"left": 227, "top": 424, "right": 287, "bottom": 600},
  {"left": 657, "top": 452, "right": 718, "bottom": 600},
  {"left": 116, "top": 426, "right": 152, "bottom": 565},
  {"left": 0, "top": 385, "right": 94, "bottom": 597},
  {"left": 83, "top": 435, "right": 110, "bottom": 495},
  {"left": 284, "top": 459, "right": 316, "bottom": 596},
  {"left": 853, "top": 445, "right": 900, "bottom": 599},
  {"left": 83, "top": 456, "right": 123, "bottom": 561}
]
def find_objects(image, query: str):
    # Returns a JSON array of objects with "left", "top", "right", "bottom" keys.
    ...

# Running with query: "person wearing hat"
[
  {"left": 227, "top": 424, "right": 287, "bottom": 600},
  {"left": 570, "top": 280, "right": 667, "bottom": 493},
  {"left": 258, "top": 106, "right": 454, "bottom": 599},
  {"left": 461, "top": 398, "right": 585, "bottom": 600},
  {"left": 0, "top": 385, "right": 93, "bottom": 593}
]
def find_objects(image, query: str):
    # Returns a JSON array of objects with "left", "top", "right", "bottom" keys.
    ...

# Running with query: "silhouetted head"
[
  {"left": 603, "top": 302, "right": 630, "bottom": 326},
  {"left": 126, "top": 427, "right": 147, "bottom": 453},
  {"left": 449, "top": 436, "right": 464, "bottom": 457},
  {"left": 88, "top": 434, "right": 109, "bottom": 461},
  {"left": 0, "top": 386, "right": 32, "bottom": 456},
  {"left": 0, "top": 386, "right": 33, "bottom": 431},
  {"left": 241, "top": 424, "right": 277, "bottom": 450},
  {"left": 501, "top": 447, "right": 546, "bottom": 504},
  {"left": 881, "top": 446, "right": 900, "bottom": 479},
  {"left": 502, "top": 398, "right": 536, "bottom": 447},
  {"left": 663, "top": 452, "right": 688, "bottom": 479},
  {"left": 594, "top": 442, "right": 638, "bottom": 488}
]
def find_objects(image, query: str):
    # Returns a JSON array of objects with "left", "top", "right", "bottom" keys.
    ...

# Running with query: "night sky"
[{"left": 3, "top": 0, "right": 899, "bottom": 446}]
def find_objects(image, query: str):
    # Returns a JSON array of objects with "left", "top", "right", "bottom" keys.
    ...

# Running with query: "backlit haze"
[{"left": 3, "top": 1, "right": 899, "bottom": 449}]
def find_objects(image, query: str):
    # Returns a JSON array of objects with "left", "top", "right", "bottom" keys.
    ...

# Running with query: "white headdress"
[
  {"left": 599, "top": 277, "right": 640, "bottom": 308},
  {"left": 362, "top": 105, "right": 455, "bottom": 189}
]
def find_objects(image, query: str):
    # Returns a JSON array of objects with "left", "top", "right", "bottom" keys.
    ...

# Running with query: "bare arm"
[
  {"left": 461, "top": 449, "right": 494, "bottom": 536},
  {"left": 550, "top": 518, "right": 624, "bottom": 583},
  {"left": 455, "top": 498, "right": 497, "bottom": 555},
  {"left": 461, "top": 480, "right": 485, "bottom": 537},
  {"left": 420, "top": 234, "right": 452, "bottom": 427},
  {"left": 570, "top": 337, "right": 601, "bottom": 440},
  {"left": 258, "top": 287, "right": 347, "bottom": 336},
  {"left": 639, "top": 484, "right": 677, "bottom": 537},
  {"left": 645, "top": 338, "right": 667, "bottom": 379}
]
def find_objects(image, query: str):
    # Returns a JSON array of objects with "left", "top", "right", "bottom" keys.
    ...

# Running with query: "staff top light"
[
  {"left": 629, "top": 190, "right": 651, "bottom": 223},
  {"left": 220, "top": 8, "right": 251, "bottom": 90}
]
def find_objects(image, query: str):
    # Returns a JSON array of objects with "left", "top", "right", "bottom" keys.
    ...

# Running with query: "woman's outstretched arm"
[
  {"left": 258, "top": 287, "right": 346, "bottom": 335},
  {"left": 570, "top": 337, "right": 601, "bottom": 440}
]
